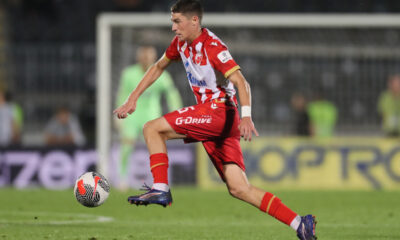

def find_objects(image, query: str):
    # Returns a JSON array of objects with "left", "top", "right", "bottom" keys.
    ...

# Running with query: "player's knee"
[
  {"left": 228, "top": 184, "right": 251, "bottom": 200},
  {"left": 143, "top": 119, "right": 167, "bottom": 139},
  {"left": 143, "top": 121, "right": 156, "bottom": 138}
]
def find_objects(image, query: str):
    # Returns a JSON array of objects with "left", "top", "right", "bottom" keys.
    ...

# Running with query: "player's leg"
[
  {"left": 142, "top": 116, "right": 185, "bottom": 154},
  {"left": 143, "top": 116, "right": 185, "bottom": 189},
  {"left": 127, "top": 116, "right": 185, "bottom": 207},
  {"left": 223, "top": 164, "right": 317, "bottom": 240},
  {"left": 203, "top": 135, "right": 317, "bottom": 239},
  {"left": 222, "top": 164, "right": 265, "bottom": 207},
  {"left": 223, "top": 164, "right": 300, "bottom": 226}
]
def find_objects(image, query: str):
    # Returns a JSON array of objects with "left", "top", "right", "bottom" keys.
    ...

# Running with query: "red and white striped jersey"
[{"left": 165, "top": 28, "right": 240, "bottom": 104}]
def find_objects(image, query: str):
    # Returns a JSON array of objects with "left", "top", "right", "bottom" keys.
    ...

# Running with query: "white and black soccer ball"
[{"left": 74, "top": 172, "right": 110, "bottom": 207}]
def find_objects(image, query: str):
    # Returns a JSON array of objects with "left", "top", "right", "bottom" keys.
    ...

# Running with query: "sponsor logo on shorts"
[{"left": 175, "top": 116, "right": 212, "bottom": 125}]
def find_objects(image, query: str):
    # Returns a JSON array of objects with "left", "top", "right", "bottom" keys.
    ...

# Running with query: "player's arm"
[
  {"left": 114, "top": 55, "right": 171, "bottom": 119},
  {"left": 228, "top": 70, "right": 259, "bottom": 141}
]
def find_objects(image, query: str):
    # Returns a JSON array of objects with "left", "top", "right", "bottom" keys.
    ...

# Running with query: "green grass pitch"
[{"left": 0, "top": 187, "right": 399, "bottom": 240}]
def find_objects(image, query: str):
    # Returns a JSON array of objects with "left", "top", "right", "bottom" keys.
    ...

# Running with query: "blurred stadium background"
[
  {"left": 3, "top": 0, "right": 400, "bottom": 145},
  {"left": 0, "top": 0, "right": 400, "bottom": 188},
  {"left": 1, "top": 1, "right": 400, "bottom": 239}
]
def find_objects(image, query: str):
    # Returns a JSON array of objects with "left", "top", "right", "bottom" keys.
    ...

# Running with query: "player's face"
[
  {"left": 137, "top": 47, "right": 156, "bottom": 70},
  {"left": 390, "top": 77, "right": 400, "bottom": 94},
  {"left": 57, "top": 110, "right": 70, "bottom": 124},
  {"left": 171, "top": 12, "right": 198, "bottom": 42}
]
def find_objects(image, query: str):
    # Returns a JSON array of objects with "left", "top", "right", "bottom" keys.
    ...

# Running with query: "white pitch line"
[
  {"left": 47, "top": 216, "right": 114, "bottom": 225},
  {"left": 0, "top": 211, "right": 114, "bottom": 225}
]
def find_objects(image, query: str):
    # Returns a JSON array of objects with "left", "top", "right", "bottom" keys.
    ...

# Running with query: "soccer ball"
[{"left": 74, "top": 172, "right": 110, "bottom": 207}]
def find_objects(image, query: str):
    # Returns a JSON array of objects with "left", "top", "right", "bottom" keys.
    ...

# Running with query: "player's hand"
[
  {"left": 113, "top": 100, "right": 136, "bottom": 119},
  {"left": 238, "top": 117, "right": 259, "bottom": 141}
]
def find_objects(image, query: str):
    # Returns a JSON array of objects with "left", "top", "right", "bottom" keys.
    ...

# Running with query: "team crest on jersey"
[{"left": 194, "top": 52, "right": 203, "bottom": 65}]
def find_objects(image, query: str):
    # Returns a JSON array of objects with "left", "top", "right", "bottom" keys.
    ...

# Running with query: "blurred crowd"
[
  {"left": 0, "top": 86, "right": 86, "bottom": 147},
  {"left": 290, "top": 74, "right": 400, "bottom": 138}
]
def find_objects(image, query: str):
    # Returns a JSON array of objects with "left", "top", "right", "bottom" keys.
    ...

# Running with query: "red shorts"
[{"left": 164, "top": 100, "right": 245, "bottom": 180}]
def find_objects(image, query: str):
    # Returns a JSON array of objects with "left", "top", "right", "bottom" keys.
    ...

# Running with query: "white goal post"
[{"left": 96, "top": 13, "right": 400, "bottom": 178}]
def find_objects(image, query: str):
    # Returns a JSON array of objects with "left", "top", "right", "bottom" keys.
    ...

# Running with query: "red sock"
[
  {"left": 150, "top": 153, "right": 169, "bottom": 184},
  {"left": 259, "top": 192, "right": 297, "bottom": 226}
]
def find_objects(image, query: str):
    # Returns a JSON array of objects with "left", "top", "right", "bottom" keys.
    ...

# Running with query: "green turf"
[{"left": 0, "top": 187, "right": 399, "bottom": 240}]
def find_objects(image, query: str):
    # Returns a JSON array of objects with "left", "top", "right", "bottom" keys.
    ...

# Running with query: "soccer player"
[
  {"left": 0, "top": 89, "right": 21, "bottom": 146},
  {"left": 378, "top": 74, "right": 400, "bottom": 137},
  {"left": 114, "top": 0, "right": 317, "bottom": 239},
  {"left": 115, "top": 45, "right": 182, "bottom": 189}
]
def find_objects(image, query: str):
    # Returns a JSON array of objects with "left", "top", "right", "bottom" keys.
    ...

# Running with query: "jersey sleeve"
[
  {"left": 165, "top": 36, "right": 181, "bottom": 61},
  {"left": 207, "top": 43, "right": 240, "bottom": 78}
]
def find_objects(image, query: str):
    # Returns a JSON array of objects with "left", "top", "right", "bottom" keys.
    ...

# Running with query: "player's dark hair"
[{"left": 171, "top": 0, "right": 203, "bottom": 23}]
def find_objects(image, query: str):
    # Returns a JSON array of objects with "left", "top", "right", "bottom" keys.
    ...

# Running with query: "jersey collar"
[{"left": 189, "top": 28, "right": 208, "bottom": 48}]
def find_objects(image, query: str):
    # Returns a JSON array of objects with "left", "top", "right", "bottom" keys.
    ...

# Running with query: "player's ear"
[{"left": 191, "top": 15, "right": 199, "bottom": 25}]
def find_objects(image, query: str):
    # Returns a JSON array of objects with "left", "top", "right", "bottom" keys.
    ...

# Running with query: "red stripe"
[
  {"left": 260, "top": 192, "right": 298, "bottom": 226},
  {"left": 192, "top": 86, "right": 231, "bottom": 103},
  {"left": 260, "top": 192, "right": 274, "bottom": 212},
  {"left": 191, "top": 86, "right": 202, "bottom": 103},
  {"left": 184, "top": 45, "right": 190, "bottom": 58},
  {"left": 216, "top": 86, "right": 226, "bottom": 99},
  {"left": 203, "top": 88, "right": 214, "bottom": 103},
  {"left": 150, "top": 153, "right": 169, "bottom": 184}
]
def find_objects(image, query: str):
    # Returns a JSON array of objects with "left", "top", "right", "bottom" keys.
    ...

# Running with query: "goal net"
[{"left": 97, "top": 13, "right": 400, "bottom": 182}]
